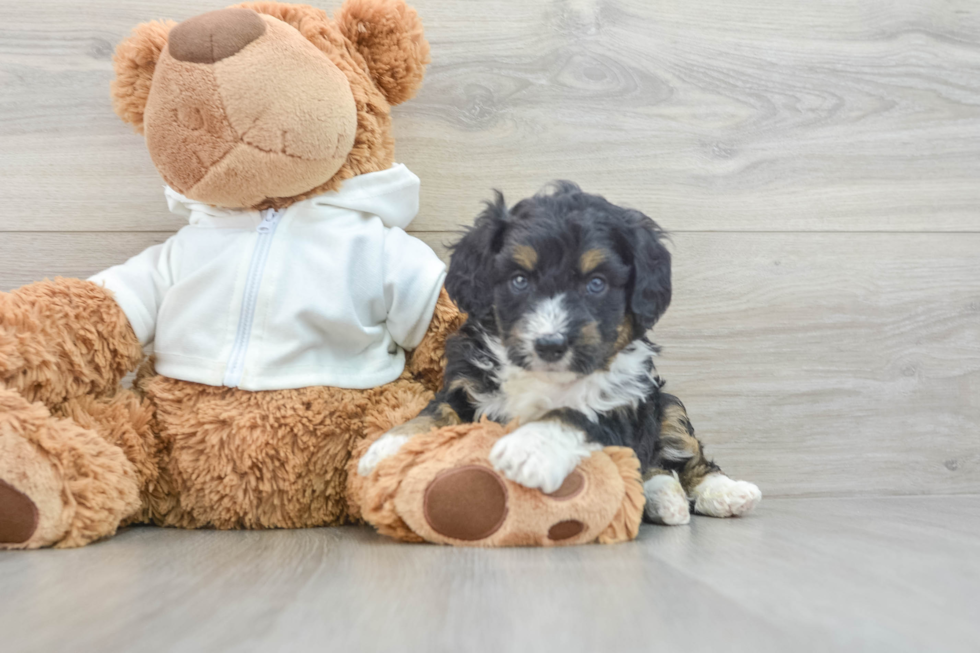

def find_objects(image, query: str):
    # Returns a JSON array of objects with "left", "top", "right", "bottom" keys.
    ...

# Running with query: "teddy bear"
[{"left": 0, "top": 0, "right": 645, "bottom": 549}]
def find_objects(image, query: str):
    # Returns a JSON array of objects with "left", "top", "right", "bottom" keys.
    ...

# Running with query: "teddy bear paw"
[
  {"left": 0, "top": 480, "right": 40, "bottom": 546},
  {"left": 421, "top": 465, "right": 591, "bottom": 544},
  {"left": 358, "top": 432, "right": 411, "bottom": 476},
  {"left": 423, "top": 465, "right": 509, "bottom": 541},
  {"left": 0, "top": 429, "right": 70, "bottom": 550}
]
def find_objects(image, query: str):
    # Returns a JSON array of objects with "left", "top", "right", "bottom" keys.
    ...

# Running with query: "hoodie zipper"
[{"left": 223, "top": 208, "right": 283, "bottom": 387}]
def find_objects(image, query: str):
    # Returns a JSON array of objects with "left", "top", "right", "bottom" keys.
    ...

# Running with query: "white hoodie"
[{"left": 90, "top": 164, "right": 447, "bottom": 391}]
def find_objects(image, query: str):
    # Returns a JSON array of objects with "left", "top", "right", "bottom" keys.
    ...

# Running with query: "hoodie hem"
[{"left": 155, "top": 355, "right": 409, "bottom": 391}]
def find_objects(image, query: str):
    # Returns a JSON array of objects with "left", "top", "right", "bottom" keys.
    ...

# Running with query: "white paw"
[
  {"left": 489, "top": 421, "right": 595, "bottom": 493},
  {"left": 357, "top": 433, "right": 410, "bottom": 476},
  {"left": 691, "top": 473, "right": 762, "bottom": 518},
  {"left": 643, "top": 474, "right": 690, "bottom": 525}
]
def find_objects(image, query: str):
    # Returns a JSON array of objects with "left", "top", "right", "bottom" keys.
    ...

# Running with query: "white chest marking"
[{"left": 473, "top": 336, "right": 658, "bottom": 423}]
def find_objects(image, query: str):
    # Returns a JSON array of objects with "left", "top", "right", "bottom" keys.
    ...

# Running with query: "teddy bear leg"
[
  {"left": 56, "top": 389, "right": 163, "bottom": 528},
  {"left": 346, "top": 378, "right": 434, "bottom": 526},
  {"left": 0, "top": 386, "right": 143, "bottom": 549},
  {"left": 417, "top": 446, "right": 644, "bottom": 546},
  {"left": 356, "top": 417, "right": 646, "bottom": 547}
]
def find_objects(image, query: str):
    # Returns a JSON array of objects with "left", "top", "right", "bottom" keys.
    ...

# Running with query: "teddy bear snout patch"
[
  {"left": 142, "top": 13, "right": 358, "bottom": 207},
  {"left": 168, "top": 8, "right": 267, "bottom": 65}
]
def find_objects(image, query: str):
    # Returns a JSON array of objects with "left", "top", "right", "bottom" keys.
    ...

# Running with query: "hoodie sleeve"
[
  {"left": 88, "top": 236, "right": 180, "bottom": 346},
  {"left": 382, "top": 227, "right": 448, "bottom": 350}
]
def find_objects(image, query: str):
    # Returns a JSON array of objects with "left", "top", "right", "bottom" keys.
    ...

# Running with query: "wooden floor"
[{"left": 2, "top": 496, "right": 978, "bottom": 653}]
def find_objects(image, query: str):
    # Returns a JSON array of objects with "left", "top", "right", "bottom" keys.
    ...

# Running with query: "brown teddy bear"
[{"left": 0, "top": 0, "right": 644, "bottom": 549}]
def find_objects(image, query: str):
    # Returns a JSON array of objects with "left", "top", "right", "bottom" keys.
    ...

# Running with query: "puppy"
[{"left": 359, "top": 182, "right": 760, "bottom": 525}]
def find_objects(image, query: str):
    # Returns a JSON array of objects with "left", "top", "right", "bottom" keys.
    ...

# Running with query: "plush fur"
[
  {"left": 0, "top": 283, "right": 458, "bottom": 548},
  {"left": 0, "top": 386, "right": 141, "bottom": 549},
  {"left": 362, "top": 183, "right": 762, "bottom": 523},
  {"left": 0, "top": 278, "right": 144, "bottom": 406},
  {"left": 110, "top": 0, "right": 430, "bottom": 210},
  {"left": 352, "top": 418, "right": 644, "bottom": 546}
]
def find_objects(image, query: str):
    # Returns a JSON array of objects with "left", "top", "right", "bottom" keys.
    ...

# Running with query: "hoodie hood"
[{"left": 165, "top": 164, "right": 421, "bottom": 229}]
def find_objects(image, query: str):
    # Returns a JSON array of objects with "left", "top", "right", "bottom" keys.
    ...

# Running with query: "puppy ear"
[
  {"left": 334, "top": 0, "right": 430, "bottom": 105},
  {"left": 111, "top": 20, "right": 175, "bottom": 133},
  {"left": 621, "top": 213, "right": 672, "bottom": 333},
  {"left": 445, "top": 191, "right": 510, "bottom": 319}
]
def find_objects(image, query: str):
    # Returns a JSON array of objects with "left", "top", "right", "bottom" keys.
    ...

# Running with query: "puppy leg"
[
  {"left": 358, "top": 401, "right": 462, "bottom": 476},
  {"left": 658, "top": 395, "right": 761, "bottom": 518},
  {"left": 642, "top": 470, "right": 690, "bottom": 525}
]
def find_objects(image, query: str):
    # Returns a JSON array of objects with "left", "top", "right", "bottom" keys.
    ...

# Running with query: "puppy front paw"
[
  {"left": 489, "top": 421, "right": 595, "bottom": 494},
  {"left": 358, "top": 432, "right": 411, "bottom": 476},
  {"left": 691, "top": 473, "right": 762, "bottom": 517}
]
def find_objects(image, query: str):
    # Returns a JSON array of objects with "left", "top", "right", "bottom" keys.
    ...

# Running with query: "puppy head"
[{"left": 447, "top": 182, "right": 671, "bottom": 375}]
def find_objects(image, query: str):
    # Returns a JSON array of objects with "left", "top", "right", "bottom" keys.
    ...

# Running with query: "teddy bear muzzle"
[
  {"left": 167, "top": 8, "right": 266, "bottom": 64},
  {"left": 142, "top": 9, "right": 358, "bottom": 209}
]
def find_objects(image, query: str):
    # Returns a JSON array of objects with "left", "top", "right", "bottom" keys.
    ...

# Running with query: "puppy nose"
[
  {"left": 534, "top": 334, "right": 569, "bottom": 362},
  {"left": 168, "top": 8, "right": 266, "bottom": 64}
]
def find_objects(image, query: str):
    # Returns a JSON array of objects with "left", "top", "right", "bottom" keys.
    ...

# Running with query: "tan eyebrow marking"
[
  {"left": 512, "top": 245, "right": 538, "bottom": 270},
  {"left": 580, "top": 249, "right": 607, "bottom": 274},
  {"left": 580, "top": 321, "right": 601, "bottom": 345},
  {"left": 614, "top": 319, "right": 633, "bottom": 351}
]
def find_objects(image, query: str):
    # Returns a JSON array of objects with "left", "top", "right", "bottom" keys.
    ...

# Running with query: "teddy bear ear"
[
  {"left": 110, "top": 20, "right": 176, "bottom": 133},
  {"left": 334, "top": 0, "right": 431, "bottom": 106}
]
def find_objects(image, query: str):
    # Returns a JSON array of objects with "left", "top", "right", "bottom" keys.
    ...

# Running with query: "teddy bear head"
[{"left": 111, "top": 0, "right": 429, "bottom": 210}]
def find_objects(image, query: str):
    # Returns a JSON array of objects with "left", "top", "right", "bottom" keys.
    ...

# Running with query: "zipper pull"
[{"left": 257, "top": 209, "right": 281, "bottom": 233}]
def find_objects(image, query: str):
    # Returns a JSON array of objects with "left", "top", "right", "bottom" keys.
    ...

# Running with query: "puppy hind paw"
[
  {"left": 643, "top": 474, "right": 690, "bottom": 526},
  {"left": 358, "top": 433, "right": 410, "bottom": 476},
  {"left": 692, "top": 474, "right": 761, "bottom": 518}
]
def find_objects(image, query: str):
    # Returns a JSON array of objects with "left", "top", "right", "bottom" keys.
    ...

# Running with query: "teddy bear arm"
[
  {"left": 0, "top": 278, "right": 143, "bottom": 407},
  {"left": 403, "top": 287, "right": 465, "bottom": 393}
]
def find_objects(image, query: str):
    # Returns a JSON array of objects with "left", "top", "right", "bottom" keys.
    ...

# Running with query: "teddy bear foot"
[
  {"left": 422, "top": 465, "right": 509, "bottom": 541},
  {"left": 0, "top": 428, "right": 71, "bottom": 550},
  {"left": 422, "top": 465, "right": 600, "bottom": 544},
  {"left": 356, "top": 421, "right": 646, "bottom": 547},
  {"left": 0, "top": 387, "right": 144, "bottom": 549},
  {"left": 0, "top": 480, "right": 40, "bottom": 545}
]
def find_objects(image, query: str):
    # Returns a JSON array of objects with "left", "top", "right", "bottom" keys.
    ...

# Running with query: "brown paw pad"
[
  {"left": 0, "top": 479, "right": 39, "bottom": 544},
  {"left": 424, "top": 465, "right": 508, "bottom": 541},
  {"left": 546, "top": 470, "right": 585, "bottom": 500},
  {"left": 548, "top": 519, "right": 585, "bottom": 541}
]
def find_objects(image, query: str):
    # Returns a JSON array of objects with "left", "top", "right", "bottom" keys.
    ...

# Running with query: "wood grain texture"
[
  {"left": 1, "top": 0, "right": 980, "bottom": 231},
  {"left": 1, "top": 498, "right": 979, "bottom": 653}
]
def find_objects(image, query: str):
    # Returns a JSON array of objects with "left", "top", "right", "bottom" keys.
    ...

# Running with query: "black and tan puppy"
[{"left": 359, "top": 182, "right": 760, "bottom": 524}]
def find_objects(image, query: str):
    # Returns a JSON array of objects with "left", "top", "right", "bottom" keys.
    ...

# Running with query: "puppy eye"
[
  {"left": 511, "top": 274, "right": 529, "bottom": 292},
  {"left": 586, "top": 276, "right": 607, "bottom": 294}
]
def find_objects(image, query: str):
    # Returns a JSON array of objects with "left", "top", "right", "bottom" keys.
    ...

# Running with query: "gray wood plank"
[
  {"left": 1, "top": 231, "right": 977, "bottom": 498},
  {"left": 655, "top": 232, "right": 980, "bottom": 498},
  {"left": 2, "top": 0, "right": 980, "bottom": 231},
  {"left": 0, "top": 231, "right": 452, "bottom": 291},
  {"left": 1, "top": 497, "right": 978, "bottom": 653}
]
